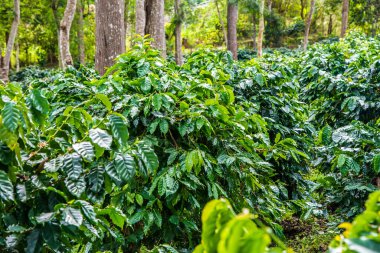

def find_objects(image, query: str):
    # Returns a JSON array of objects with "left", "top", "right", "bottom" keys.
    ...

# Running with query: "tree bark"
[
  {"left": 340, "top": 0, "right": 349, "bottom": 38},
  {"left": 135, "top": 0, "right": 146, "bottom": 36},
  {"left": 215, "top": 0, "right": 228, "bottom": 47},
  {"left": 252, "top": 13, "right": 257, "bottom": 50},
  {"left": 303, "top": 0, "right": 315, "bottom": 50},
  {"left": 59, "top": 0, "right": 77, "bottom": 69},
  {"left": 77, "top": 0, "right": 85, "bottom": 65},
  {"left": 1, "top": 0, "right": 20, "bottom": 82},
  {"left": 328, "top": 14, "right": 333, "bottom": 35},
  {"left": 77, "top": 0, "right": 86, "bottom": 65},
  {"left": 227, "top": 1, "right": 238, "bottom": 60},
  {"left": 95, "top": 0, "right": 126, "bottom": 75},
  {"left": 257, "top": 0, "right": 265, "bottom": 57},
  {"left": 174, "top": 0, "right": 183, "bottom": 65},
  {"left": 145, "top": 0, "right": 166, "bottom": 57}
]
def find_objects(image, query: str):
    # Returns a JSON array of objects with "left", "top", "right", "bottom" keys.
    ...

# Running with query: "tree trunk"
[
  {"left": 300, "top": 0, "right": 305, "bottom": 19},
  {"left": 59, "top": 0, "right": 77, "bottom": 69},
  {"left": 95, "top": 0, "right": 126, "bottom": 75},
  {"left": 268, "top": 0, "right": 272, "bottom": 12},
  {"left": 174, "top": 0, "right": 183, "bottom": 65},
  {"left": 257, "top": 0, "right": 264, "bottom": 57},
  {"left": 145, "top": 0, "right": 166, "bottom": 57},
  {"left": 340, "top": 0, "right": 349, "bottom": 38},
  {"left": 227, "top": 1, "right": 238, "bottom": 60},
  {"left": 135, "top": 0, "right": 145, "bottom": 36},
  {"left": 125, "top": 0, "right": 131, "bottom": 48},
  {"left": 215, "top": 0, "right": 228, "bottom": 47},
  {"left": 51, "top": 0, "right": 62, "bottom": 68},
  {"left": 328, "top": 14, "right": 333, "bottom": 35},
  {"left": 252, "top": 13, "right": 257, "bottom": 50},
  {"left": 1, "top": 0, "right": 20, "bottom": 82},
  {"left": 303, "top": 0, "right": 315, "bottom": 50},
  {"left": 77, "top": 0, "right": 85, "bottom": 65}
]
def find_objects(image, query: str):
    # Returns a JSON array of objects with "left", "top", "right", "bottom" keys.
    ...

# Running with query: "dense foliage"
[{"left": 0, "top": 34, "right": 380, "bottom": 252}]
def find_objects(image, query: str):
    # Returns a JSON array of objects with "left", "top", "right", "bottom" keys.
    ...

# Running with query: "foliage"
[
  {"left": 328, "top": 191, "right": 380, "bottom": 252},
  {"left": 0, "top": 38, "right": 308, "bottom": 251},
  {"left": 193, "top": 199, "right": 291, "bottom": 253}
]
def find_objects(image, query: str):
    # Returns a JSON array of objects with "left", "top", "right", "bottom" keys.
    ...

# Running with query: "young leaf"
[{"left": 2, "top": 102, "right": 20, "bottom": 132}]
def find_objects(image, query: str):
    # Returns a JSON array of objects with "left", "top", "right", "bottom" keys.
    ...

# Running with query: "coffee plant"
[{"left": 0, "top": 34, "right": 379, "bottom": 252}]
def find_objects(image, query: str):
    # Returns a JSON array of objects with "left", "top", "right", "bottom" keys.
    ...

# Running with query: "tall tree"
[
  {"left": 145, "top": 0, "right": 166, "bottom": 57},
  {"left": 59, "top": 0, "right": 77, "bottom": 68},
  {"left": 257, "top": 0, "right": 264, "bottom": 57},
  {"left": 303, "top": 0, "right": 315, "bottom": 50},
  {"left": 174, "top": 0, "right": 183, "bottom": 65},
  {"left": 215, "top": 0, "right": 228, "bottom": 46},
  {"left": 227, "top": 0, "right": 238, "bottom": 60},
  {"left": 135, "top": 0, "right": 145, "bottom": 36},
  {"left": 340, "top": 0, "right": 349, "bottom": 38},
  {"left": 77, "top": 0, "right": 85, "bottom": 64},
  {"left": 1, "top": 0, "right": 20, "bottom": 82},
  {"left": 95, "top": 0, "right": 125, "bottom": 75}
]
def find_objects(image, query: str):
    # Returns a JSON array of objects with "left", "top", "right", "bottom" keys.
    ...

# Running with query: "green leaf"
[
  {"left": 2, "top": 102, "right": 20, "bottom": 132},
  {"left": 26, "top": 229, "right": 42, "bottom": 253},
  {"left": 95, "top": 93, "right": 112, "bottom": 111},
  {"left": 254, "top": 73, "right": 264, "bottom": 86},
  {"left": 44, "top": 158, "right": 61, "bottom": 172},
  {"left": 65, "top": 177, "right": 86, "bottom": 197},
  {"left": 88, "top": 166, "right": 105, "bottom": 193},
  {"left": 141, "top": 77, "right": 152, "bottom": 93},
  {"left": 36, "top": 212, "right": 55, "bottom": 224},
  {"left": 373, "top": 155, "right": 380, "bottom": 174},
  {"left": 29, "top": 89, "right": 49, "bottom": 114},
  {"left": 73, "top": 142, "right": 95, "bottom": 161},
  {"left": 109, "top": 114, "right": 129, "bottom": 147},
  {"left": 114, "top": 153, "right": 136, "bottom": 182},
  {"left": 135, "top": 194, "right": 143, "bottom": 206},
  {"left": 152, "top": 94, "right": 162, "bottom": 111},
  {"left": 75, "top": 200, "right": 98, "bottom": 225},
  {"left": 137, "top": 144, "right": 159, "bottom": 174},
  {"left": 89, "top": 128, "right": 112, "bottom": 149},
  {"left": 0, "top": 170, "right": 14, "bottom": 201},
  {"left": 63, "top": 153, "right": 83, "bottom": 179},
  {"left": 62, "top": 207, "right": 83, "bottom": 227},
  {"left": 159, "top": 119, "right": 169, "bottom": 134},
  {"left": 337, "top": 154, "right": 346, "bottom": 168}
]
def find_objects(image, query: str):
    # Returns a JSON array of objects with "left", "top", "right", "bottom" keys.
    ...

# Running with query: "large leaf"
[
  {"left": 73, "top": 142, "right": 95, "bottom": 161},
  {"left": 0, "top": 170, "right": 14, "bottom": 201},
  {"left": 114, "top": 153, "right": 136, "bottom": 182},
  {"left": 62, "top": 207, "right": 83, "bottom": 227},
  {"left": 109, "top": 114, "right": 129, "bottom": 147},
  {"left": 2, "top": 102, "right": 20, "bottom": 132},
  {"left": 62, "top": 153, "right": 83, "bottom": 179},
  {"left": 89, "top": 128, "right": 112, "bottom": 149}
]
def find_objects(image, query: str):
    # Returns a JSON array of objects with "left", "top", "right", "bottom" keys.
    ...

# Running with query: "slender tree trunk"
[
  {"left": 1, "top": 0, "right": 20, "bottom": 82},
  {"left": 300, "top": 0, "right": 305, "bottom": 19},
  {"left": 95, "top": 0, "right": 126, "bottom": 75},
  {"left": 303, "top": 0, "right": 315, "bottom": 50},
  {"left": 328, "top": 14, "right": 333, "bottom": 35},
  {"left": 252, "top": 13, "right": 257, "bottom": 50},
  {"left": 145, "top": 0, "right": 166, "bottom": 57},
  {"left": 125, "top": 0, "right": 131, "bottom": 48},
  {"left": 77, "top": 0, "right": 85, "bottom": 64},
  {"left": 268, "top": 0, "right": 272, "bottom": 12},
  {"left": 59, "top": 0, "right": 77, "bottom": 68},
  {"left": 340, "top": 0, "right": 349, "bottom": 38},
  {"left": 321, "top": 10, "right": 325, "bottom": 36},
  {"left": 174, "top": 0, "right": 183, "bottom": 65},
  {"left": 135, "top": 0, "right": 145, "bottom": 36},
  {"left": 16, "top": 43, "right": 19, "bottom": 72},
  {"left": 257, "top": 0, "right": 265, "bottom": 57},
  {"left": 227, "top": 1, "right": 238, "bottom": 60},
  {"left": 51, "top": 0, "right": 62, "bottom": 68},
  {"left": 215, "top": 0, "right": 228, "bottom": 47}
]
